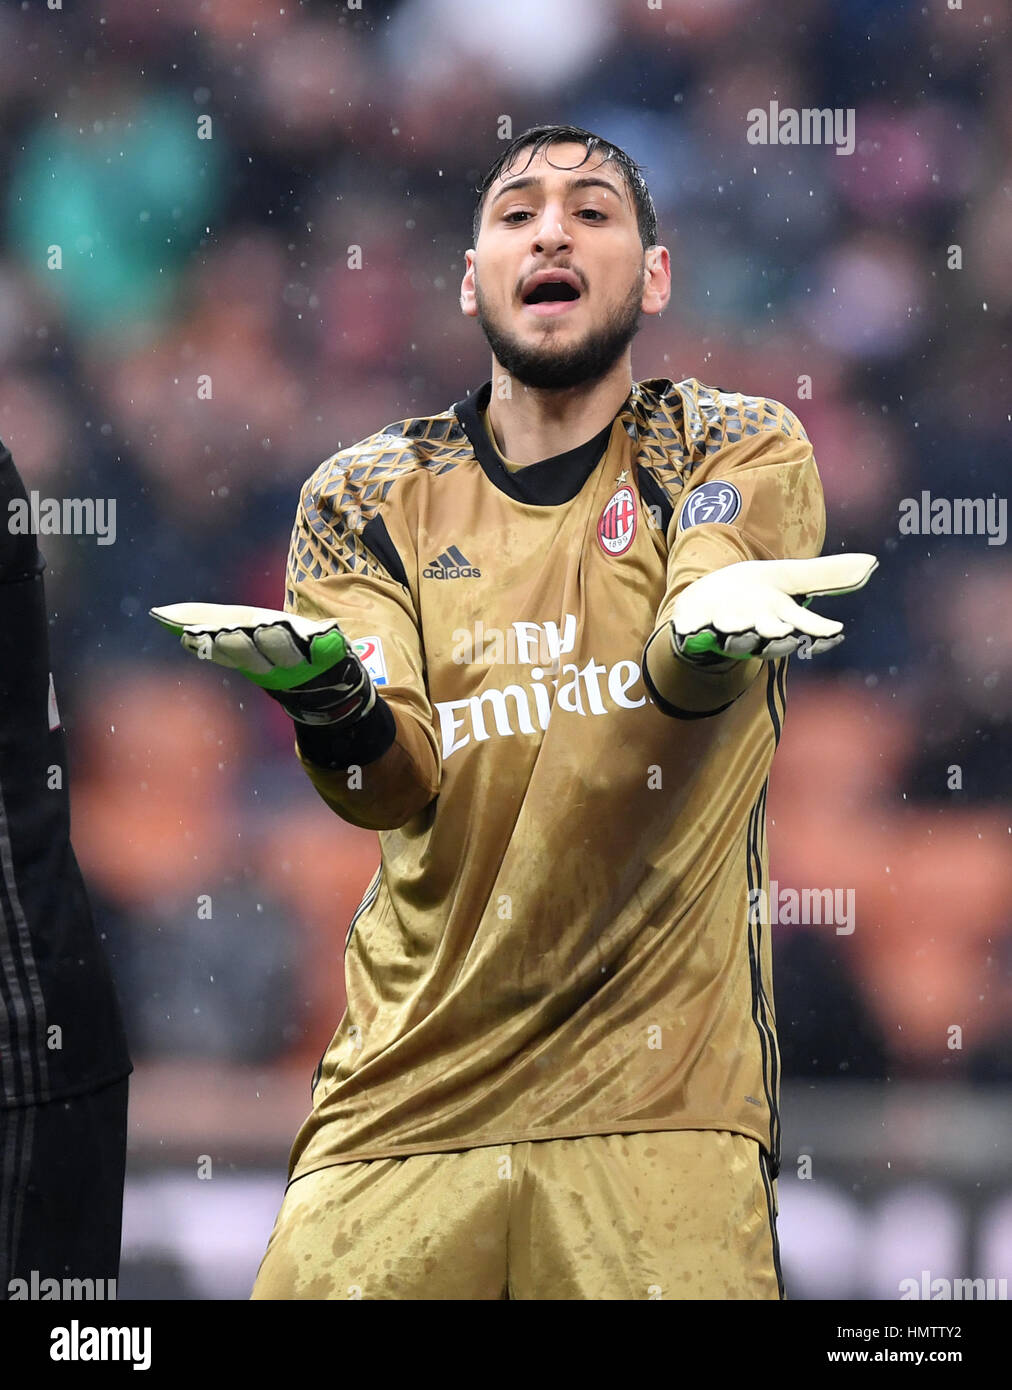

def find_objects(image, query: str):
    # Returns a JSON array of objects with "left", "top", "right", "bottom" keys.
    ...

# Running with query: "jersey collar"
[{"left": 453, "top": 380, "right": 617, "bottom": 506}]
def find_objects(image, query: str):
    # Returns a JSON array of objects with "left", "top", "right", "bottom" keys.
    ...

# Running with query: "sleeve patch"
[
  {"left": 678, "top": 480, "right": 742, "bottom": 531},
  {"left": 351, "top": 636, "right": 388, "bottom": 686}
]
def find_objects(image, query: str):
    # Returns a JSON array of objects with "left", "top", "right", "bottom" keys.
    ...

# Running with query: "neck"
[{"left": 484, "top": 360, "right": 632, "bottom": 466}]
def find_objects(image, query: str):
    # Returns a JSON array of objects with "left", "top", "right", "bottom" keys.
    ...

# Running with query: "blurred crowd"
[{"left": 0, "top": 0, "right": 1007, "bottom": 1088}]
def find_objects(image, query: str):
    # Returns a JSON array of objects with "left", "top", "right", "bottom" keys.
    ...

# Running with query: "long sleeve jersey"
[{"left": 280, "top": 376, "right": 826, "bottom": 1184}]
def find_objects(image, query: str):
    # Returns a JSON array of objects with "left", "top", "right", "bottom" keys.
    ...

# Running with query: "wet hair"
[{"left": 473, "top": 124, "right": 658, "bottom": 250}]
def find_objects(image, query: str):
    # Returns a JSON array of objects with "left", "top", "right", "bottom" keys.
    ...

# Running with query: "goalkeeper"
[{"left": 153, "top": 124, "right": 876, "bottom": 1301}]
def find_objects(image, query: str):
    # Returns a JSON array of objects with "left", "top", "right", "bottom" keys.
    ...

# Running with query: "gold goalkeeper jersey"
[{"left": 281, "top": 376, "right": 827, "bottom": 1184}]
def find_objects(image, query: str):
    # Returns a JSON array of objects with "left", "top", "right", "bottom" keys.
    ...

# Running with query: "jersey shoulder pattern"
[
  {"left": 286, "top": 406, "right": 474, "bottom": 598},
  {"left": 628, "top": 378, "right": 808, "bottom": 469},
  {"left": 626, "top": 378, "right": 810, "bottom": 521}
]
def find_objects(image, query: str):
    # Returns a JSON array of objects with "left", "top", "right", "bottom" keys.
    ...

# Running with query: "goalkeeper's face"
[{"left": 462, "top": 142, "right": 666, "bottom": 391}]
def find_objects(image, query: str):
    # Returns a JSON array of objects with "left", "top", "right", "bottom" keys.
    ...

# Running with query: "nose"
[{"left": 529, "top": 204, "right": 572, "bottom": 256}]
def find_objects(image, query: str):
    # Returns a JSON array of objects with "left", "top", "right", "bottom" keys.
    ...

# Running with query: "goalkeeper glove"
[
  {"left": 148, "top": 602, "right": 376, "bottom": 726},
  {"left": 671, "top": 553, "right": 878, "bottom": 665}
]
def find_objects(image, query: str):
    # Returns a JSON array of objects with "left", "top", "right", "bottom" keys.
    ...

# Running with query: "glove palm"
[
  {"left": 149, "top": 602, "right": 375, "bottom": 725},
  {"left": 671, "top": 553, "right": 878, "bottom": 664}
]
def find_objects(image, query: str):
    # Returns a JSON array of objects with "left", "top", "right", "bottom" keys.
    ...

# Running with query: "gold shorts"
[{"left": 251, "top": 1128, "right": 782, "bottom": 1300}]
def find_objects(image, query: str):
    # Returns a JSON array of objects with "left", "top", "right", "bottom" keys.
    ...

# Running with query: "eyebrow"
[{"left": 488, "top": 175, "right": 627, "bottom": 210}]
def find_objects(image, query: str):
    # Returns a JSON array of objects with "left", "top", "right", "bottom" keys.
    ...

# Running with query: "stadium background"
[{"left": 0, "top": 0, "right": 1008, "bottom": 1299}]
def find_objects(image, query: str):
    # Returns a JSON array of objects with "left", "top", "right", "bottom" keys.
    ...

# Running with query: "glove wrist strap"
[{"left": 294, "top": 692, "right": 396, "bottom": 770}]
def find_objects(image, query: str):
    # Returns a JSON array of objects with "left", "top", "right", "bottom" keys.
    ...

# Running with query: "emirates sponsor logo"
[{"left": 435, "top": 615, "right": 650, "bottom": 759}]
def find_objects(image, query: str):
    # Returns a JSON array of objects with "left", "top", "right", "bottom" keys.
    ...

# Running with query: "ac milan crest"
[{"left": 597, "top": 485, "right": 637, "bottom": 557}]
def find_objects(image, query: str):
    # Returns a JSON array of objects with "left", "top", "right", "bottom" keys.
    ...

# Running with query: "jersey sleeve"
[
  {"left": 642, "top": 402, "right": 826, "bottom": 717},
  {"left": 282, "top": 462, "right": 441, "bottom": 830}
]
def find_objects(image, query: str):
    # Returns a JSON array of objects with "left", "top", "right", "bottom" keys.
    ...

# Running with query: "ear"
[
  {"left": 641, "top": 245, "right": 671, "bottom": 317},
  {"left": 460, "top": 249, "right": 478, "bottom": 317}
]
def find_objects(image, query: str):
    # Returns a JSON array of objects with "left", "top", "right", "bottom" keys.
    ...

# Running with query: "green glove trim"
[
  {"left": 158, "top": 622, "right": 348, "bottom": 691},
  {"left": 244, "top": 628, "right": 349, "bottom": 690},
  {"left": 682, "top": 630, "right": 755, "bottom": 661}
]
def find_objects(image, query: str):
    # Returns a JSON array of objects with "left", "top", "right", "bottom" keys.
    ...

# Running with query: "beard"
[{"left": 473, "top": 271, "right": 645, "bottom": 391}]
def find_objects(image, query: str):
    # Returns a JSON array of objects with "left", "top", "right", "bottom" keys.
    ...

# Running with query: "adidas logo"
[{"left": 423, "top": 545, "right": 481, "bottom": 580}]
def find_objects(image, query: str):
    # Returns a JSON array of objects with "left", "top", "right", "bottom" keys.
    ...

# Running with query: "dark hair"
[{"left": 472, "top": 124, "right": 658, "bottom": 250}]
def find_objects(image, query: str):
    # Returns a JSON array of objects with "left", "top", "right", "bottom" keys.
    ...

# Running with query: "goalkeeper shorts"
[{"left": 250, "top": 1128, "right": 782, "bottom": 1300}]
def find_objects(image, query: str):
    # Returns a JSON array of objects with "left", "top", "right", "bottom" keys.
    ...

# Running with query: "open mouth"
[
  {"left": 523, "top": 281, "right": 581, "bottom": 305},
  {"left": 521, "top": 279, "right": 582, "bottom": 316}
]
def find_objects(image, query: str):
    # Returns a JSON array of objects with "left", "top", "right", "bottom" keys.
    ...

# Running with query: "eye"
[{"left": 502, "top": 208, "right": 607, "bottom": 225}]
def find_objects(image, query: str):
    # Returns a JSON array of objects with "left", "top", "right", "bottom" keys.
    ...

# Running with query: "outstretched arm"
[
  {"left": 152, "top": 469, "right": 441, "bottom": 831},
  {"left": 642, "top": 414, "right": 875, "bottom": 717}
]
